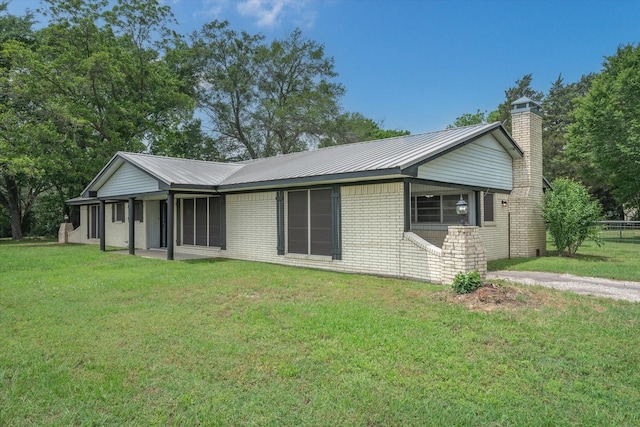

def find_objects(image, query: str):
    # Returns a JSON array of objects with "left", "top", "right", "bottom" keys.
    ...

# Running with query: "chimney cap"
[{"left": 511, "top": 96, "right": 542, "bottom": 115}]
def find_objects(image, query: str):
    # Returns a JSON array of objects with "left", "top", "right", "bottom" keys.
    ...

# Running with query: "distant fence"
[{"left": 597, "top": 221, "right": 640, "bottom": 241}]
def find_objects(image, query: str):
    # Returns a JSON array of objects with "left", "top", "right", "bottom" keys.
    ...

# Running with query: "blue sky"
[{"left": 8, "top": 0, "right": 640, "bottom": 134}]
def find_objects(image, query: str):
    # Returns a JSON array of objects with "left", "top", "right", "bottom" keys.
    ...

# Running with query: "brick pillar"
[
  {"left": 441, "top": 226, "right": 487, "bottom": 285},
  {"left": 58, "top": 223, "right": 74, "bottom": 243},
  {"left": 509, "top": 97, "right": 547, "bottom": 258}
]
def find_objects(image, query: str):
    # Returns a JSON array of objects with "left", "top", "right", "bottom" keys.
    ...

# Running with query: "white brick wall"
[
  {"left": 68, "top": 203, "right": 147, "bottom": 249},
  {"left": 70, "top": 182, "right": 492, "bottom": 284},
  {"left": 478, "top": 191, "right": 509, "bottom": 260}
]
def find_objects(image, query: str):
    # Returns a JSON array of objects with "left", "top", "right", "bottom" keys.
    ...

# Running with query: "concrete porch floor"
[{"left": 112, "top": 249, "right": 214, "bottom": 261}]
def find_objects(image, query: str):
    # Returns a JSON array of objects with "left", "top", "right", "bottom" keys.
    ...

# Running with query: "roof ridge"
[{"left": 118, "top": 151, "right": 243, "bottom": 168}]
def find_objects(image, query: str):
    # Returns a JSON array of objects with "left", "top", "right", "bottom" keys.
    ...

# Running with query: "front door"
[{"left": 160, "top": 200, "right": 168, "bottom": 248}]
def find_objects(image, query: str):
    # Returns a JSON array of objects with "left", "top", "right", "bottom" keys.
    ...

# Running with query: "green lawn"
[
  {"left": 488, "top": 237, "right": 640, "bottom": 281},
  {"left": 1, "top": 242, "right": 639, "bottom": 426}
]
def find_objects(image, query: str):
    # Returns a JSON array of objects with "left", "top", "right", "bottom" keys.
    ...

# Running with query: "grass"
[
  {"left": 1, "top": 242, "right": 640, "bottom": 426},
  {"left": 489, "top": 236, "right": 640, "bottom": 282}
]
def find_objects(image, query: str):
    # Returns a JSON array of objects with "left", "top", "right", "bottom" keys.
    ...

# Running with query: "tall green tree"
[
  {"left": 567, "top": 44, "right": 640, "bottom": 215},
  {"left": 0, "top": 2, "right": 56, "bottom": 239},
  {"left": 319, "top": 112, "right": 409, "bottom": 147},
  {"left": 1, "top": 0, "right": 195, "bottom": 239},
  {"left": 192, "top": 22, "right": 345, "bottom": 159},
  {"left": 487, "top": 74, "right": 544, "bottom": 131},
  {"left": 542, "top": 73, "right": 594, "bottom": 182},
  {"left": 255, "top": 28, "right": 344, "bottom": 156}
]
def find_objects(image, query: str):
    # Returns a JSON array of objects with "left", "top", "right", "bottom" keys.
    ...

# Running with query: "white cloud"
[
  {"left": 237, "top": 0, "right": 315, "bottom": 28},
  {"left": 201, "top": 0, "right": 229, "bottom": 19}
]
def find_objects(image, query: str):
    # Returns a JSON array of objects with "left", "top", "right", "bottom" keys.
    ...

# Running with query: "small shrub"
[
  {"left": 452, "top": 271, "right": 483, "bottom": 294},
  {"left": 541, "top": 178, "right": 603, "bottom": 257}
]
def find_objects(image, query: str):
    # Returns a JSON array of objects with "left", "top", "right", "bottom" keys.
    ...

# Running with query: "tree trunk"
[{"left": 1, "top": 176, "right": 24, "bottom": 240}]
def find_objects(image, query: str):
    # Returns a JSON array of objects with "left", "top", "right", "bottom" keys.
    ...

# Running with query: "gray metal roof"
[
  {"left": 218, "top": 122, "right": 521, "bottom": 188},
  {"left": 79, "top": 122, "right": 522, "bottom": 198},
  {"left": 118, "top": 152, "right": 243, "bottom": 186},
  {"left": 82, "top": 152, "right": 243, "bottom": 197}
]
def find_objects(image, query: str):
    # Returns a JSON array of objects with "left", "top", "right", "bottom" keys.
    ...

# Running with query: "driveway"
[{"left": 487, "top": 271, "right": 640, "bottom": 302}]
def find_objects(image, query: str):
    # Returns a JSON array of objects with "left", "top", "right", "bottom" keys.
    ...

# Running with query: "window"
[
  {"left": 135, "top": 201, "right": 143, "bottom": 222},
  {"left": 181, "top": 196, "right": 224, "bottom": 247},
  {"left": 89, "top": 205, "right": 100, "bottom": 239},
  {"left": 112, "top": 201, "right": 142, "bottom": 222},
  {"left": 484, "top": 193, "right": 494, "bottom": 222},
  {"left": 287, "top": 189, "right": 332, "bottom": 256},
  {"left": 411, "top": 194, "right": 469, "bottom": 224},
  {"left": 112, "top": 202, "right": 125, "bottom": 222}
]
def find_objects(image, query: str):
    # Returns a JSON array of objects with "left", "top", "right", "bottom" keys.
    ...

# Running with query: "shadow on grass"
[
  {"left": 181, "top": 258, "right": 220, "bottom": 265},
  {"left": 0, "top": 238, "right": 59, "bottom": 247}
]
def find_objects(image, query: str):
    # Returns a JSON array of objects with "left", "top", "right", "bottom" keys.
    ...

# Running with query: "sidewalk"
[{"left": 487, "top": 271, "right": 640, "bottom": 302}]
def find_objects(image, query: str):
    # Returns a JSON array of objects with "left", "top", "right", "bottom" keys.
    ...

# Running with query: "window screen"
[
  {"left": 195, "top": 198, "right": 208, "bottom": 246},
  {"left": 182, "top": 198, "right": 194, "bottom": 245},
  {"left": 484, "top": 193, "right": 494, "bottom": 222},
  {"left": 287, "top": 190, "right": 308, "bottom": 254},
  {"left": 310, "top": 189, "right": 332, "bottom": 256}
]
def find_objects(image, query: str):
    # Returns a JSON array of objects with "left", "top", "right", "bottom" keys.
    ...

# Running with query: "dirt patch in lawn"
[{"left": 442, "top": 283, "right": 550, "bottom": 312}]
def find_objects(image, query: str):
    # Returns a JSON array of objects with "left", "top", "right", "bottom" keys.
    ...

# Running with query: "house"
[{"left": 63, "top": 97, "right": 546, "bottom": 284}]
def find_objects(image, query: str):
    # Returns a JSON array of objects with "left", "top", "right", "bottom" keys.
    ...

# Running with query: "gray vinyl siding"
[
  {"left": 98, "top": 163, "right": 159, "bottom": 198},
  {"left": 417, "top": 134, "right": 513, "bottom": 191}
]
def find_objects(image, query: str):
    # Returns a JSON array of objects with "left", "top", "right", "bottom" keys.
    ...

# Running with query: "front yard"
[{"left": 1, "top": 241, "right": 639, "bottom": 425}]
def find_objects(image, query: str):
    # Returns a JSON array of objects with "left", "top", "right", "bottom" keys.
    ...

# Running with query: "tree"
[
  {"left": 447, "top": 110, "right": 486, "bottom": 128},
  {"left": 318, "top": 112, "right": 409, "bottom": 147},
  {"left": 191, "top": 20, "right": 265, "bottom": 160},
  {"left": 192, "top": 22, "right": 345, "bottom": 159},
  {"left": 1, "top": 0, "right": 195, "bottom": 239},
  {"left": 567, "top": 44, "right": 640, "bottom": 214},
  {"left": 487, "top": 74, "right": 544, "bottom": 131},
  {"left": 255, "top": 29, "right": 344, "bottom": 156},
  {"left": 542, "top": 74, "right": 593, "bottom": 182},
  {"left": 0, "top": 2, "right": 55, "bottom": 239},
  {"left": 541, "top": 178, "right": 602, "bottom": 257}
]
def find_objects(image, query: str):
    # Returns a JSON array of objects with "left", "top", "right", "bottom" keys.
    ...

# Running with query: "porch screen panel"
[
  {"left": 195, "top": 198, "right": 208, "bottom": 246},
  {"left": 288, "top": 190, "right": 308, "bottom": 254},
  {"left": 182, "top": 198, "right": 194, "bottom": 245},
  {"left": 208, "top": 197, "right": 221, "bottom": 247},
  {"left": 415, "top": 196, "right": 439, "bottom": 222},
  {"left": 310, "top": 189, "right": 332, "bottom": 256},
  {"left": 443, "top": 195, "right": 467, "bottom": 223}
]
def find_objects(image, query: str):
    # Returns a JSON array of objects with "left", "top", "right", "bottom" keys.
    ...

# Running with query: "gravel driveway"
[{"left": 487, "top": 271, "right": 640, "bottom": 302}]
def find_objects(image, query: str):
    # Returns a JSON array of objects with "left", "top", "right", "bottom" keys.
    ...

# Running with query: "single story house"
[{"left": 63, "top": 97, "right": 546, "bottom": 284}]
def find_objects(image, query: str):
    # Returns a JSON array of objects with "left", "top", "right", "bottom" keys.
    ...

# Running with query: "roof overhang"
[{"left": 216, "top": 168, "right": 407, "bottom": 192}]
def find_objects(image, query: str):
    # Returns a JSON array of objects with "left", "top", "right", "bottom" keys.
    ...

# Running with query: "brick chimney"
[{"left": 508, "top": 97, "right": 546, "bottom": 257}]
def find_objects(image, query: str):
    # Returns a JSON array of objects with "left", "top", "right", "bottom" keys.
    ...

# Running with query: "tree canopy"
[
  {"left": 319, "top": 112, "right": 409, "bottom": 148},
  {"left": 567, "top": 44, "right": 640, "bottom": 214},
  {"left": 0, "top": 0, "right": 410, "bottom": 239}
]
